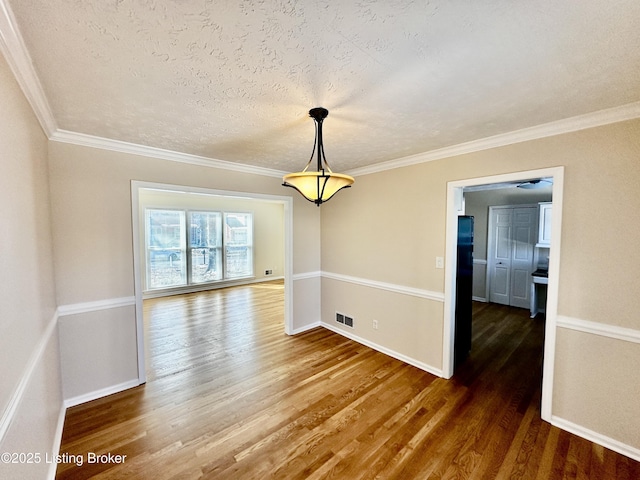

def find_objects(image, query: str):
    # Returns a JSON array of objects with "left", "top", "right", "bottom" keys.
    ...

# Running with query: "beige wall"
[
  {"left": 321, "top": 119, "right": 640, "bottom": 449},
  {"left": 49, "top": 141, "right": 321, "bottom": 403},
  {"left": 0, "top": 54, "right": 63, "bottom": 479},
  {"left": 554, "top": 328, "right": 640, "bottom": 449},
  {"left": 59, "top": 306, "right": 138, "bottom": 400}
]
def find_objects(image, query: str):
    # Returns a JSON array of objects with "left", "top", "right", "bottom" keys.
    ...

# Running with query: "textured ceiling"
[{"left": 7, "top": 0, "right": 640, "bottom": 172}]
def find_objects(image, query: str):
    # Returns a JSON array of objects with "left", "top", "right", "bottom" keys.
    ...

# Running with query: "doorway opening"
[
  {"left": 131, "top": 181, "right": 293, "bottom": 384},
  {"left": 481, "top": 183, "right": 552, "bottom": 310},
  {"left": 443, "top": 167, "right": 564, "bottom": 422}
]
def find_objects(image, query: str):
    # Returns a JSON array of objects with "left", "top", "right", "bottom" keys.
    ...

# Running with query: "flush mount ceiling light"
[
  {"left": 282, "top": 107, "right": 354, "bottom": 206},
  {"left": 517, "top": 178, "right": 553, "bottom": 189}
]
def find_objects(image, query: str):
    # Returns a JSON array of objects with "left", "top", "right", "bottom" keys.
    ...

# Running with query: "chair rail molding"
[
  {"left": 556, "top": 315, "right": 640, "bottom": 344},
  {"left": 0, "top": 310, "right": 58, "bottom": 443},
  {"left": 321, "top": 271, "right": 445, "bottom": 302},
  {"left": 57, "top": 296, "right": 136, "bottom": 317}
]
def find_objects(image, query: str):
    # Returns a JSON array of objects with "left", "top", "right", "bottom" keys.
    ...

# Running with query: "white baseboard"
[
  {"left": 550, "top": 415, "right": 640, "bottom": 462},
  {"left": 45, "top": 279, "right": 640, "bottom": 470},
  {"left": 47, "top": 405, "right": 67, "bottom": 480},
  {"left": 143, "top": 276, "right": 285, "bottom": 300},
  {"left": 64, "top": 379, "right": 141, "bottom": 409},
  {"left": 472, "top": 296, "right": 487, "bottom": 302},
  {"left": 320, "top": 321, "right": 443, "bottom": 378},
  {"left": 288, "top": 321, "right": 321, "bottom": 335}
]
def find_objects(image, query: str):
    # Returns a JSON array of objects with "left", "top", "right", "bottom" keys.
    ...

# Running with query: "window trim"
[
  {"left": 188, "top": 210, "right": 223, "bottom": 285},
  {"left": 144, "top": 208, "right": 187, "bottom": 290},
  {"left": 223, "top": 211, "right": 254, "bottom": 280},
  {"left": 144, "top": 207, "right": 254, "bottom": 292}
]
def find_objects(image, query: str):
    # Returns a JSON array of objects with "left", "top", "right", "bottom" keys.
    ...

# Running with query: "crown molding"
[
  {"left": 347, "top": 101, "right": 640, "bottom": 177},
  {"left": 50, "top": 100, "right": 640, "bottom": 180},
  {"left": 0, "top": 0, "right": 284, "bottom": 179},
  {"left": 0, "top": 0, "right": 57, "bottom": 136},
  {"left": 3, "top": 0, "right": 639, "bottom": 179},
  {"left": 51, "top": 129, "right": 286, "bottom": 178},
  {"left": 41, "top": 101, "right": 640, "bottom": 181}
]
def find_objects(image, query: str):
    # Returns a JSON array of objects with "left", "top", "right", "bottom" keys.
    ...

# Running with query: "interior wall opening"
[
  {"left": 443, "top": 167, "right": 564, "bottom": 423},
  {"left": 464, "top": 177, "right": 553, "bottom": 311},
  {"left": 131, "top": 181, "right": 293, "bottom": 384}
]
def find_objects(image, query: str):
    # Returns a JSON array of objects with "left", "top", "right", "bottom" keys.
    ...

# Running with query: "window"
[
  {"left": 145, "top": 209, "right": 187, "bottom": 289},
  {"left": 189, "top": 211, "right": 222, "bottom": 284},
  {"left": 145, "top": 209, "right": 253, "bottom": 290},
  {"left": 224, "top": 213, "right": 253, "bottom": 278}
]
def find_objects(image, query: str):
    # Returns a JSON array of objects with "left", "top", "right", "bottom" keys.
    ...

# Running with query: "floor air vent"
[{"left": 336, "top": 312, "right": 354, "bottom": 328}]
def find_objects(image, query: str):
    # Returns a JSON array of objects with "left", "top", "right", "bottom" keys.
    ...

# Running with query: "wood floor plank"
[{"left": 56, "top": 281, "right": 639, "bottom": 479}]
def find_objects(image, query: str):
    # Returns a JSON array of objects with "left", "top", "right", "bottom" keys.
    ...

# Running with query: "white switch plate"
[{"left": 435, "top": 257, "right": 444, "bottom": 269}]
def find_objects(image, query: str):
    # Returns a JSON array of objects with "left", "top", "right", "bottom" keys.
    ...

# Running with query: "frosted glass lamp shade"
[{"left": 283, "top": 171, "right": 354, "bottom": 205}]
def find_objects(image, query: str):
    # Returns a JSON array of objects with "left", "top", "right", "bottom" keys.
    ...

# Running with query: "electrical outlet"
[
  {"left": 265, "top": 269, "right": 273, "bottom": 275},
  {"left": 373, "top": 319, "right": 378, "bottom": 330},
  {"left": 435, "top": 256, "right": 444, "bottom": 269}
]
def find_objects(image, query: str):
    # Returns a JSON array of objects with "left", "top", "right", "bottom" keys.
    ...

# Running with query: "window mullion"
[{"left": 186, "top": 210, "right": 193, "bottom": 285}]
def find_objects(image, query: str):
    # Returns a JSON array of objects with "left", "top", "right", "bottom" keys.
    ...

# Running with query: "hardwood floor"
[{"left": 56, "top": 281, "right": 639, "bottom": 479}]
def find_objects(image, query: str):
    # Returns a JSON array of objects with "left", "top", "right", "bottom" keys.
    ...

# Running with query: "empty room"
[{"left": 2, "top": 1, "right": 640, "bottom": 479}]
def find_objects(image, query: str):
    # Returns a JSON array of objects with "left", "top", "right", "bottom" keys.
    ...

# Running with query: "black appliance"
[{"left": 454, "top": 215, "right": 474, "bottom": 368}]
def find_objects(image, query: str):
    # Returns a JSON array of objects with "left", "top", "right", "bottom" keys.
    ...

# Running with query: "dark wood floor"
[{"left": 56, "top": 281, "right": 639, "bottom": 479}]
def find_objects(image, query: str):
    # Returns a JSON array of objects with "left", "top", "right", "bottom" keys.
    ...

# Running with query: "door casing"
[
  {"left": 131, "top": 181, "right": 294, "bottom": 385},
  {"left": 443, "top": 167, "right": 564, "bottom": 423}
]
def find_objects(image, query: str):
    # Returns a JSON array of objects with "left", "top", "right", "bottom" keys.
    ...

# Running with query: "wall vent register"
[{"left": 336, "top": 312, "right": 354, "bottom": 328}]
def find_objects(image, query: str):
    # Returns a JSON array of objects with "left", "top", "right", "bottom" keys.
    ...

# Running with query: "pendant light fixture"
[{"left": 282, "top": 107, "right": 354, "bottom": 206}]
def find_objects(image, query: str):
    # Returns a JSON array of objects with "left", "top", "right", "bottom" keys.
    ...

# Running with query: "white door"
[
  {"left": 489, "top": 208, "right": 512, "bottom": 305},
  {"left": 488, "top": 206, "right": 537, "bottom": 308},
  {"left": 510, "top": 208, "right": 537, "bottom": 308}
]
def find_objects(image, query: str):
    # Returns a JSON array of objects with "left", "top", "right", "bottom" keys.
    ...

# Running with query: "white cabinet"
[
  {"left": 530, "top": 274, "right": 548, "bottom": 318},
  {"left": 531, "top": 202, "right": 551, "bottom": 317},
  {"left": 536, "top": 202, "right": 552, "bottom": 247}
]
